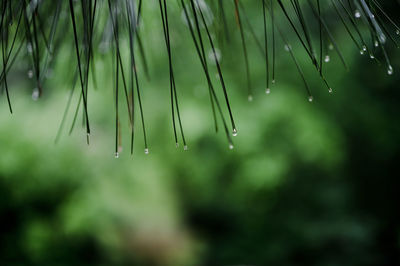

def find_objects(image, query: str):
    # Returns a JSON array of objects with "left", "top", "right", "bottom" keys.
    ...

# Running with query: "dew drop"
[
  {"left": 362, "top": 45, "right": 367, "bottom": 52},
  {"left": 328, "top": 44, "right": 334, "bottom": 50},
  {"left": 184, "top": 145, "right": 188, "bottom": 151},
  {"left": 248, "top": 95, "right": 253, "bottom": 102},
  {"left": 32, "top": 88, "right": 39, "bottom": 101},
  {"left": 208, "top": 48, "right": 222, "bottom": 64},
  {"left": 360, "top": 50, "right": 364, "bottom": 55},
  {"left": 144, "top": 148, "right": 149, "bottom": 154},
  {"left": 308, "top": 96, "right": 314, "bottom": 102},
  {"left": 265, "top": 88, "right": 271, "bottom": 94},
  {"left": 27, "top": 70, "right": 33, "bottom": 79},
  {"left": 374, "top": 40, "right": 379, "bottom": 47},
  {"left": 195, "top": 0, "right": 214, "bottom": 26},
  {"left": 354, "top": 10, "right": 361, "bottom": 18},
  {"left": 328, "top": 88, "right": 333, "bottom": 94},
  {"left": 272, "top": 79, "right": 276, "bottom": 84},
  {"left": 229, "top": 143, "right": 234, "bottom": 150},
  {"left": 232, "top": 128, "right": 238, "bottom": 137},
  {"left": 27, "top": 42, "right": 33, "bottom": 53},
  {"left": 114, "top": 152, "right": 119, "bottom": 158},
  {"left": 324, "top": 55, "right": 330, "bottom": 63},
  {"left": 284, "top": 44, "right": 291, "bottom": 52},
  {"left": 369, "top": 54, "right": 375, "bottom": 59},
  {"left": 181, "top": 0, "right": 214, "bottom": 28},
  {"left": 396, "top": 29, "right": 400, "bottom": 35},
  {"left": 378, "top": 33, "right": 386, "bottom": 44},
  {"left": 387, "top": 65, "right": 394, "bottom": 75},
  {"left": 175, "top": 143, "right": 179, "bottom": 148}
]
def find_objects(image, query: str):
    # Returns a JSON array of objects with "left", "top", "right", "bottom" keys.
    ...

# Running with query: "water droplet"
[
  {"left": 181, "top": 0, "right": 214, "bottom": 28},
  {"left": 208, "top": 48, "right": 222, "bottom": 64},
  {"left": 27, "top": 43, "right": 33, "bottom": 53},
  {"left": 324, "top": 55, "right": 330, "bottom": 63},
  {"left": 195, "top": 0, "right": 215, "bottom": 26},
  {"left": 328, "top": 44, "right": 334, "bottom": 50},
  {"left": 144, "top": 148, "right": 149, "bottom": 154},
  {"left": 229, "top": 143, "right": 234, "bottom": 150},
  {"left": 176, "top": 143, "right": 179, "bottom": 148},
  {"left": 362, "top": 45, "right": 367, "bottom": 52},
  {"left": 328, "top": 88, "right": 333, "bottom": 94},
  {"left": 396, "top": 29, "right": 400, "bottom": 35},
  {"left": 387, "top": 65, "right": 394, "bottom": 75},
  {"left": 265, "top": 88, "right": 271, "bottom": 94},
  {"left": 32, "top": 88, "right": 39, "bottom": 101},
  {"left": 308, "top": 96, "right": 314, "bottom": 102},
  {"left": 248, "top": 95, "right": 253, "bottom": 102},
  {"left": 27, "top": 70, "right": 33, "bottom": 78},
  {"left": 354, "top": 10, "right": 361, "bottom": 18},
  {"left": 369, "top": 54, "right": 375, "bottom": 59},
  {"left": 272, "top": 79, "right": 276, "bottom": 84},
  {"left": 284, "top": 44, "right": 291, "bottom": 52},
  {"left": 360, "top": 49, "right": 365, "bottom": 55},
  {"left": 232, "top": 128, "right": 238, "bottom": 137},
  {"left": 374, "top": 40, "right": 379, "bottom": 47},
  {"left": 378, "top": 33, "right": 386, "bottom": 44},
  {"left": 114, "top": 152, "right": 119, "bottom": 158},
  {"left": 184, "top": 145, "right": 188, "bottom": 151}
]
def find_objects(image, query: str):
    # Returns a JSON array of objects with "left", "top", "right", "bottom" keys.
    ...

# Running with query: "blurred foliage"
[{"left": 1, "top": 1, "right": 400, "bottom": 265}]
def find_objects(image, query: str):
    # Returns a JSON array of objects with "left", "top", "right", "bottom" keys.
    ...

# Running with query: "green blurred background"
[{"left": 1, "top": 1, "right": 399, "bottom": 265}]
